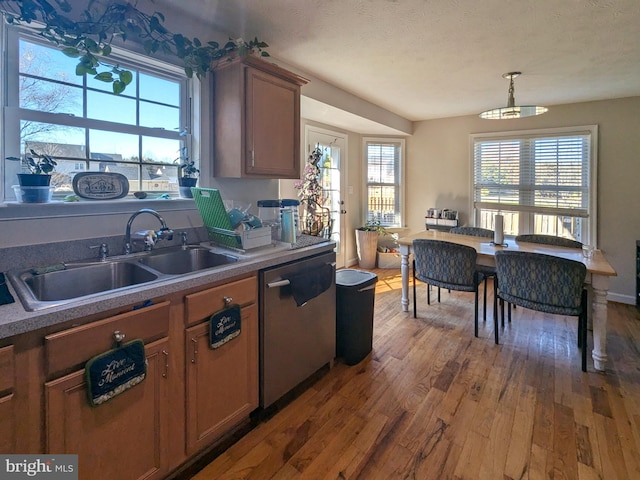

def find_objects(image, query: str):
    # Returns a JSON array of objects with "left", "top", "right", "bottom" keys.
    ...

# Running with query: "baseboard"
[{"left": 607, "top": 292, "right": 636, "bottom": 305}]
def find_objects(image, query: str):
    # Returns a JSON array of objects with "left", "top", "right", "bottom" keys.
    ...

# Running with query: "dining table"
[{"left": 397, "top": 230, "right": 618, "bottom": 372}]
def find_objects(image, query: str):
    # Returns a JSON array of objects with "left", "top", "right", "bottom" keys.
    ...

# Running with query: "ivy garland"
[{"left": 0, "top": 0, "right": 269, "bottom": 94}]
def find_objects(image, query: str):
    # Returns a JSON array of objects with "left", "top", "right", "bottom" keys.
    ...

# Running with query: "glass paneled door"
[{"left": 306, "top": 127, "right": 347, "bottom": 268}]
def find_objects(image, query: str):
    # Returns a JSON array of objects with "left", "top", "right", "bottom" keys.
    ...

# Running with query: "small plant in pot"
[
  {"left": 6, "top": 149, "right": 58, "bottom": 203},
  {"left": 7, "top": 149, "right": 57, "bottom": 186},
  {"left": 174, "top": 147, "right": 199, "bottom": 198}
]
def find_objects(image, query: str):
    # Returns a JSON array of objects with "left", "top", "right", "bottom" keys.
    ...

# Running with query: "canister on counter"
[
  {"left": 281, "top": 209, "right": 297, "bottom": 244},
  {"left": 280, "top": 199, "right": 300, "bottom": 234},
  {"left": 258, "top": 199, "right": 281, "bottom": 241}
]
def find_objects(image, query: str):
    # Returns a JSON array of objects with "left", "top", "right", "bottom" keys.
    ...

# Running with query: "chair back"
[
  {"left": 515, "top": 234, "right": 582, "bottom": 249},
  {"left": 449, "top": 226, "right": 494, "bottom": 238},
  {"left": 412, "top": 239, "right": 477, "bottom": 291},
  {"left": 494, "top": 251, "right": 587, "bottom": 315}
]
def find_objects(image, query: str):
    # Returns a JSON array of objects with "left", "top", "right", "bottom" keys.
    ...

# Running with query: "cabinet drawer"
[
  {"left": 0, "top": 345, "right": 14, "bottom": 393},
  {"left": 185, "top": 276, "right": 257, "bottom": 326},
  {"left": 45, "top": 301, "right": 170, "bottom": 376}
]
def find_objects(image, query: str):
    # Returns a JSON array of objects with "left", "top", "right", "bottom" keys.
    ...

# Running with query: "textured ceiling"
[{"left": 159, "top": 0, "right": 640, "bottom": 123}]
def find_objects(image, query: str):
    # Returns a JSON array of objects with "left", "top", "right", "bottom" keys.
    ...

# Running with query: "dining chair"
[
  {"left": 493, "top": 250, "right": 588, "bottom": 371},
  {"left": 449, "top": 226, "right": 496, "bottom": 321},
  {"left": 412, "top": 239, "right": 483, "bottom": 337},
  {"left": 515, "top": 234, "right": 583, "bottom": 249}
]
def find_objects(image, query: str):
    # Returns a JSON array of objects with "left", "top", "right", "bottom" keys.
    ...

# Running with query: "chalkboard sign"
[{"left": 85, "top": 339, "right": 147, "bottom": 407}]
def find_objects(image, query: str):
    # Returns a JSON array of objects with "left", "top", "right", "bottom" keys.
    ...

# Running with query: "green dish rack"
[{"left": 192, "top": 187, "right": 271, "bottom": 250}]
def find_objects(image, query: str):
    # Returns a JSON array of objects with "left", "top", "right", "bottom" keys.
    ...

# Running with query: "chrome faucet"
[{"left": 124, "top": 208, "right": 174, "bottom": 254}]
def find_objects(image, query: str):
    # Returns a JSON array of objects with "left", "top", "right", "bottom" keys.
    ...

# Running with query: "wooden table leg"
[
  {"left": 400, "top": 244, "right": 410, "bottom": 312},
  {"left": 590, "top": 273, "right": 610, "bottom": 372}
]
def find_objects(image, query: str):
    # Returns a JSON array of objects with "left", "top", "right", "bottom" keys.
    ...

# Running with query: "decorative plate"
[{"left": 72, "top": 172, "right": 129, "bottom": 200}]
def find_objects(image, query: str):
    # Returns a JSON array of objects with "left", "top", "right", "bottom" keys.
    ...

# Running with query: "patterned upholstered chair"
[
  {"left": 412, "top": 239, "right": 483, "bottom": 337},
  {"left": 515, "top": 234, "right": 583, "bottom": 249},
  {"left": 449, "top": 226, "right": 496, "bottom": 321},
  {"left": 493, "top": 250, "right": 588, "bottom": 371}
]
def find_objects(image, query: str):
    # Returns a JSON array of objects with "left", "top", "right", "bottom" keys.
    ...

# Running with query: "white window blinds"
[{"left": 473, "top": 130, "right": 592, "bottom": 218}]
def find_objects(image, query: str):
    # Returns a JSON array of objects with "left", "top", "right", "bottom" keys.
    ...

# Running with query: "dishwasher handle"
[{"left": 266, "top": 262, "right": 336, "bottom": 289}]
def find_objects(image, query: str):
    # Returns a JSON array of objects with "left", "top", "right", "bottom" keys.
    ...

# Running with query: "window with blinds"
[
  {"left": 471, "top": 126, "right": 597, "bottom": 244},
  {"left": 364, "top": 138, "right": 404, "bottom": 228}
]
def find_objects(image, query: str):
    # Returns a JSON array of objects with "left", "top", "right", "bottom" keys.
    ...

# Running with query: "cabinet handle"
[
  {"left": 191, "top": 338, "right": 198, "bottom": 364},
  {"left": 251, "top": 149, "right": 255, "bottom": 167},
  {"left": 162, "top": 350, "right": 169, "bottom": 378},
  {"left": 223, "top": 296, "right": 233, "bottom": 305}
]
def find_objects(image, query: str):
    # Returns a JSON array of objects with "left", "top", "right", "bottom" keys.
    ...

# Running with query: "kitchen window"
[
  {"left": 2, "top": 28, "right": 191, "bottom": 202},
  {"left": 471, "top": 126, "right": 597, "bottom": 244},
  {"left": 364, "top": 138, "right": 404, "bottom": 228}
]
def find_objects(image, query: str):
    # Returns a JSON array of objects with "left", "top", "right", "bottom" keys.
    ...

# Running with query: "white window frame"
[
  {"left": 362, "top": 137, "right": 405, "bottom": 228},
  {"left": 1, "top": 22, "right": 196, "bottom": 217},
  {"left": 469, "top": 125, "right": 598, "bottom": 245}
]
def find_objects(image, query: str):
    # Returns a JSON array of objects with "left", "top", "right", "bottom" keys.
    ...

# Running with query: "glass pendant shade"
[{"left": 480, "top": 72, "right": 548, "bottom": 119}]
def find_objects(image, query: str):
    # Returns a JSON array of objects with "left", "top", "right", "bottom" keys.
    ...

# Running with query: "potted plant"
[
  {"left": 7, "top": 149, "right": 57, "bottom": 186},
  {"left": 174, "top": 147, "right": 199, "bottom": 198},
  {"left": 6, "top": 149, "right": 57, "bottom": 203},
  {"left": 355, "top": 220, "right": 388, "bottom": 269}
]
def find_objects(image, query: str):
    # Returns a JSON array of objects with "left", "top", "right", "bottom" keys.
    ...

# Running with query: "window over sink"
[{"left": 1, "top": 26, "right": 193, "bottom": 204}]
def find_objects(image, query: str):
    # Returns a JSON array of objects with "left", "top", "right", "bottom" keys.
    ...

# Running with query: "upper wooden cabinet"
[{"left": 213, "top": 55, "right": 308, "bottom": 179}]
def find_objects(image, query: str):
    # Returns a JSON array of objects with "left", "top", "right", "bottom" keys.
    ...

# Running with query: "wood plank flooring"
[{"left": 191, "top": 269, "right": 640, "bottom": 480}]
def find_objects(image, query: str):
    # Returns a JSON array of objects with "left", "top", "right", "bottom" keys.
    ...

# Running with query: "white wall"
[{"left": 406, "top": 96, "right": 640, "bottom": 303}]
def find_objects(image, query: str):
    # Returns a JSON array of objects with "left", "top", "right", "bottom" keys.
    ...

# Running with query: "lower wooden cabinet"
[
  {"left": 45, "top": 338, "right": 170, "bottom": 480},
  {"left": 3, "top": 274, "right": 260, "bottom": 478},
  {"left": 185, "top": 303, "right": 258, "bottom": 454},
  {"left": 0, "top": 344, "right": 16, "bottom": 453}
]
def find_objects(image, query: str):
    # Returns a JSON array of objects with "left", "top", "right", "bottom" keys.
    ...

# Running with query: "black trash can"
[{"left": 336, "top": 269, "right": 378, "bottom": 365}]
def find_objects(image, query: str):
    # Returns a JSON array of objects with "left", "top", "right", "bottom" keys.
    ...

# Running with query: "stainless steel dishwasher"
[{"left": 259, "top": 250, "right": 336, "bottom": 408}]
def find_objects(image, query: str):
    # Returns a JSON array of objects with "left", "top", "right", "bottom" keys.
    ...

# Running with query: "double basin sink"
[{"left": 8, "top": 246, "right": 238, "bottom": 311}]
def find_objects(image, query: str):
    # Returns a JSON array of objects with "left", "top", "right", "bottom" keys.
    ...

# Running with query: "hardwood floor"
[{"left": 191, "top": 269, "right": 640, "bottom": 480}]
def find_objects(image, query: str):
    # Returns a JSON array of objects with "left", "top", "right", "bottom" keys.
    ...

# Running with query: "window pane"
[
  {"left": 20, "top": 121, "right": 85, "bottom": 153},
  {"left": 140, "top": 101, "right": 180, "bottom": 130},
  {"left": 140, "top": 73, "right": 180, "bottom": 105},
  {"left": 19, "top": 77, "right": 83, "bottom": 115},
  {"left": 89, "top": 130, "right": 138, "bottom": 161},
  {"left": 142, "top": 137, "right": 180, "bottom": 164},
  {"left": 88, "top": 90, "right": 136, "bottom": 124},
  {"left": 19, "top": 39, "right": 82, "bottom": 85}
]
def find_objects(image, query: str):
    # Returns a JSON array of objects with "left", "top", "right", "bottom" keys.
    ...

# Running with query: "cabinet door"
[
  {"left": 185, "top": 303, "right": 258, "bottom": 454},
  {"left": 0, "top": 345, "right": 15, "bottom": 453},
  {"left": 45, "top": 338, "right": 169, "bottom": 480},
  {"left": 245, "top": 67, "right": 300, "bottom": 178}
]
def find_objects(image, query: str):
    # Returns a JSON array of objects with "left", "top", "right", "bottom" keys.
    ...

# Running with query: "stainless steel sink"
[
  {"left": 18, "top": 261, "right": 159, "bottom": 305},
  {"left": 8, "top": 245, "right": 239, "bottom": 311},
  {"left": 139, "top": 246, "right": 237, "bottom": 274}
]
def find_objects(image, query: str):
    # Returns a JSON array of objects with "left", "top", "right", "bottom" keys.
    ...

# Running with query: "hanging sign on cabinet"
[{"left": 85, "top": 339, "right": 147, "bottom": 407}]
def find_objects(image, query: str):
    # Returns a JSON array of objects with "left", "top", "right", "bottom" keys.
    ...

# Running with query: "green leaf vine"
[{"left": 0, "top": 0, "right": 269, "bottom": 94}]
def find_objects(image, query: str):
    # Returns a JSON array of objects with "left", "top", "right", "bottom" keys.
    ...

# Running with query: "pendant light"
[{"left": 480, "top": 72, "right": 548, "bottom": 119}]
